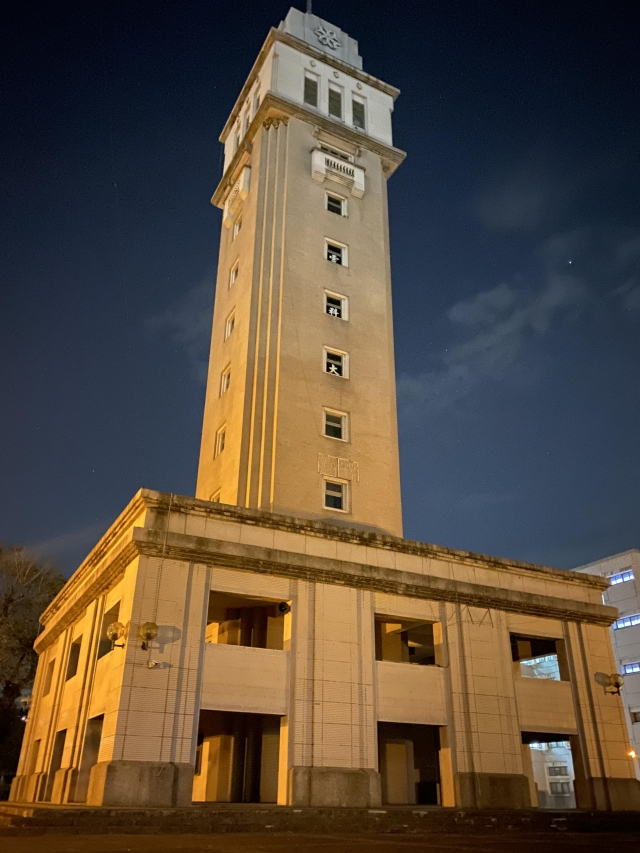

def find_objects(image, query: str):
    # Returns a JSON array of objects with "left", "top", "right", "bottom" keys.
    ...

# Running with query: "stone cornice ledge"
[
  {"left": 135, "top": 527, "right": 616, "bottom": 627},
  {"left": 143, "top": 491, "right": 609, "bottom": 591}
]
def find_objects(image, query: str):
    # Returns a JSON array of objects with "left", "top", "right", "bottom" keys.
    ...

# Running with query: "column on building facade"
[{"left": 442, "top": 603, "right": 530, "bottom": 808}]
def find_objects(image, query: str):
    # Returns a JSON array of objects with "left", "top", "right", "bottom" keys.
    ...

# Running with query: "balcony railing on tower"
[{"left": 311, "top": 148, "right": 365, "bottom": 197}]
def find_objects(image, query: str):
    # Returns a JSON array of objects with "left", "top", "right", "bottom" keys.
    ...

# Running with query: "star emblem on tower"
[{"left": 314, "top": 25, "right": 341, "bottom": 50}]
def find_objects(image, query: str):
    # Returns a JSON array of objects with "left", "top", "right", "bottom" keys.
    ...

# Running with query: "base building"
[{"left": 10, "top": 8, "right": 640, "bottom": 811}]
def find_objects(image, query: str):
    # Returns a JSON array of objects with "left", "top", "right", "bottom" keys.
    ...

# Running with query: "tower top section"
[
  {"left": 278, "top": 7, "right": 363, "bottom": 69},
  {"left": 217, "top": 6, "right": 402, "bottom": 178}
]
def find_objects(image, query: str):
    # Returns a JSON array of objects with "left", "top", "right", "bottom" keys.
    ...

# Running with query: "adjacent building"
[
  {"left": 10, "top": 8, "right": 640, "bottom": 812},
  {"left": 575, "top": 550, "right": 640, "bottom": 776}
]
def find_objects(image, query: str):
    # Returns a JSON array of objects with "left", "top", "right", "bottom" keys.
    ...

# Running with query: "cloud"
[
  {"left": 28, "top": 520, "right": 111, "bottom": 568},
  {"left": 398, "top": 275, "right": 586, "bottom": 416},
  {"left": 145, "top": 276, "right": 214, "bottom": 381},
  {"left": 475, "top": 164, "right": 567, "bottom": 232}
]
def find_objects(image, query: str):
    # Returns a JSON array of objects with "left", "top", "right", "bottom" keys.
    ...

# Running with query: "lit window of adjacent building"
[
  {"left": 614, "top": 613, "right": 640, "bottom": 630},
  {"left": 326, "top": 192, "right": 347, "bottom": 216},
  {"left": 225, "top": 311, "right": 235, "bottom": 340},
  {"left": 220, "top": 366, "right": 231, "bottom": 396},
  {"left": 326, "top": 240, "right": 347, "bottom": 266},
  {"left": 352, "top": 96, "right": 366, "bottom": 130},
  {"left": 328, "top": 84, "right": 342, "bottom": 119},
  {"left": 229, "top": 263, "right": 239, "bottom": 287},
  {"left": 325, "top": 291, "right": 348, "bottom": 319},
  {"left": 623, "top": 662, "right": 640, "bottom": 674},
  {"left": 324, "top": 347, "right": 348, "bottom": 378},
  {"left": 233, "top": 215, "right": 242, "bottom": 240},
  {"left": 214, "top": 426, "right": 226, "bottom": 458},
  {"left": 324, "top": 409, "right": 348, "bottom": 441},
  {"left": 304, "top": 73, "right": 319, "bottom": 107},
  {"left": 324, "top": 479, "right": 347, "bottom": 511},
  {"left": 609, "top": 569, "right": 634, "bottom": 585}
]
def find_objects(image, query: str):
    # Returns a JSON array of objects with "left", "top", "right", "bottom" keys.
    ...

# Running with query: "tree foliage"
[{"left": 0, "top": 545, "right": 65, "bottom": 713}]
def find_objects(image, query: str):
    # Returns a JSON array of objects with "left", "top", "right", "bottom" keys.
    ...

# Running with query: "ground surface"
[{"left": 2, "top": 833, "right": 636, "bottom": 853}]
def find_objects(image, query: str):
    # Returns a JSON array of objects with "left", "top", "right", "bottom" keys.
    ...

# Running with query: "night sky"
[{"left": 2, "top": 1, "right": 639, "bottom": 576}]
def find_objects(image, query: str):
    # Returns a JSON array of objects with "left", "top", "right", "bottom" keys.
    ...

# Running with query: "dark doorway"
[
  {"left": 194, "top": 710, "right": 280, "bottom": 803},
  {"left": 378, "top": 722, "right": 440, "bottom": 805},
  {"left": 73, "top": 714, "right": 104, "bottom": 803},
  {"left": 42, "top": 729, "right": 66, "bottom": 802}
]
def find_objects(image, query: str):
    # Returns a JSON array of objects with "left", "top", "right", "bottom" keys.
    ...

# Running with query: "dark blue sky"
[{"left": 2, "top": 0, "right": 639, "bottom": 575}]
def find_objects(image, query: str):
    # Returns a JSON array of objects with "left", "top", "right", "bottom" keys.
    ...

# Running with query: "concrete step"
[{"left": 1, "top": 802, "right": 640, "bottom": 836}]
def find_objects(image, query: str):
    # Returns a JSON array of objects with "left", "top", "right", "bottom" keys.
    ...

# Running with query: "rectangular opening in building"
[
  {"left": 521, "top": 732, "right": 577, "bottom": 809},
  {"left": 205, "top": 591, "right": 290, "bottom": 650},
  {"left": 192, "top": 710, "right": 281, "bottom": 803},
  {"left": 378, "top": 722, "right": 442, "bottom": 805},
  {"left": 65, "top": 636, "right": 82, "bottom": 681},
  {"left": 510, "top": 634, "right": 569, "bottom": 681},
  {"left": 375, "top": 617, "right": 438, "bottom": 665},
  {"left": 97, "top": 603, "right": 120, "bottom": 659}
]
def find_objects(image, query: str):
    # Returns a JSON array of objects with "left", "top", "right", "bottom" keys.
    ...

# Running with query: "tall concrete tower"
[{"left": 196, "top": 7, "right": 405, "bottom": 536}]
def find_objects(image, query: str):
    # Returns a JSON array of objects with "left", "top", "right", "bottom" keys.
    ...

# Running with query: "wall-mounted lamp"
[
  {"left": 106, "top": 621, "right": 126, "bottom": 649},
  {"left": 139, "top": 621, "right": 159, "bottom": 651},
  {"left": 605, "top": 673, "right": 624, "bottom": 696},
  {"left": 629, "top": 750, "right": 637, "bottom": 759}
]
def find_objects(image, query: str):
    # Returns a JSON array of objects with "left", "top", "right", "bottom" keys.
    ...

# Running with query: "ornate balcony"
[{"left": 311, "top": 148, "right": 365, "bottom": 197}]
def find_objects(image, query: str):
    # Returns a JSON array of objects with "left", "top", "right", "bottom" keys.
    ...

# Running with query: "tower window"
[
  {"left": 328, "top": 84, "right": 343, "bottom": 119},
  {"left": 220, "top": 367, "right": 231, "bottom": 396},
  {"left": 304, "top": 73, "right": 319, "bottom": 107},
  {"left": 324, "top": 409, "right": 348, "bottom": 441},
  {"left": 210, "top": 490, "right": 221, "bottom": 503},
  {"left": 326, "top": 240, "right": 347, "bottom": 266},
  {"left": 324, "top": 479, "right": 347, "bottom": 511},
  {"left": 352, "top": 97, "right": 366, "bottom": 130},
  {"left": 324, "top": 348, "right": 348, "bottom": 378},
  {"left": 214, "top": 426, "right": 226, "bottom": 458},
  {"left": 233, "top": 216, "right": 242, "bottom": 240},
  {"left": 325, "top": 291, "right": 348, "bottom": 320},
  {"left": 326, "top": 193, "right": 346, "bottom": 216},
  {"left": 225, "top": 312, "right": 235, "bottom": 340},
  {"left": 229, "top": 263, "right": 239, "bottom": 287},
  {"left": 253, "top": 93, "right": 260, "bottom": 114}
]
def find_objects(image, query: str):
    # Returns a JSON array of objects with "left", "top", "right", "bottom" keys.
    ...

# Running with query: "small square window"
[
  {"left": 229, "top": 263, "right": 239, "bottom": 287},
  {"left": 220, "top": 367, "right": 231, "bottom": 396},
  {"left": 352, "top": 97, "right": 366, "bottom": 130},
  {"left": 326, "top": 241, "right": 347, "bottom": 265},
  {"left": 328, "top": 85, "right": 342, "bottom": 119},
  {"left": 324, "top": 410, "right": 348, "bottom": 441},
  {"left": 324, "top": 348, "right": 348, "bottom": 378},
  {"left": 225, "top": 312, "right": 235, "bottom": 340},
  {"left": 304, "top": 74, "right": 318, "bottom": 108},
  {"left": 631, "top": 711, "right": 640, "bottom": 723},
  {"left": 324, "top": 479, "right": 347, "bottom": 511},
  {"left": 326, "top": 193, "right": 346, "bottom": 216},
  {"left": 325, "top": 292, "right": 348, "bottom": 319},
  {"left": 214, "top": 426, "right": 226, "bottom": 458},
  {"left": 233, "top": 216, "right": 242, "bottom": 240}
]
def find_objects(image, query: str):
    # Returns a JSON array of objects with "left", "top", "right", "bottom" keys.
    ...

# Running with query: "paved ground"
[{"left": 3, "top": 833, "right": 636, "bottom": 853}]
